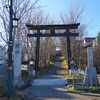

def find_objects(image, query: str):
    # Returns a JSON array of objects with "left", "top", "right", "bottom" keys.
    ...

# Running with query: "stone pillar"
[
  {"left": 88, "top": 47, "right": 93, "bottom": 67},
  {"left": 83, "top": 47, "right": 99, "bottom": 85},
  {"left": 28, "top": 70, "right": 35, "bottom": 76},
  {"left": 14, "top": 42, "right": 21, "bottom": 87}
]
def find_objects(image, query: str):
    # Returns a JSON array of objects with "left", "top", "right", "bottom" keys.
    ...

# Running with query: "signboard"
[{"left": 14, "top": 42, "right": 21, "bottom": 77}]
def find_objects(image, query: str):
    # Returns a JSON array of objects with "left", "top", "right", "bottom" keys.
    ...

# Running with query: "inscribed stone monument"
[
  {"left": 14, "top": 42, "right": 21, "bottom": 86},
  {"left": 83, "top": 47, "right": 99, "bottom": 85}
]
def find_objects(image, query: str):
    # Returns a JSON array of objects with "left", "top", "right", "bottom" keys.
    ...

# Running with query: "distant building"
[
  {"left": 93, "top": 38, "right": 98, "bottom": 47},
  {"left": 83, "top": 37, "right": 96, "bottom": 47},
  {"left": 92, "top": 37, "right": 100, "bottom": 47},
  {"left": 55, "top": 50, "right": 62, "bottom": 56}
]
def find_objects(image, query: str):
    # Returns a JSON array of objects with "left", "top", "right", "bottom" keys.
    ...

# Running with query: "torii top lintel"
[{"left": 26, "top": 23, "right": 80, "bottom": 30}]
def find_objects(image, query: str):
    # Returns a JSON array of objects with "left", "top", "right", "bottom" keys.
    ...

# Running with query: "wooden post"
[
  {"left": 78, "top": 74, "right": 79, "bottom": 89},
  {"left": 66, "top": 29, "right": 71, "bottom": 71},
  {"left": 73, "top": 75, "right": 74, "bottom": 88},
  {"left": 82, "top": 74, "right": 84, "bottom": 89},
  {"left": 35, "top": 29, "right": 40, "bottom": 71},
  {"left": 95, "top": 74, "right": 97, "bottom": 88},
  {"left": 87, "top": 76, "right": 88, "bottom": 89},
  {"left": 91, "top": 74, "right": 92, "bottom": 89}
]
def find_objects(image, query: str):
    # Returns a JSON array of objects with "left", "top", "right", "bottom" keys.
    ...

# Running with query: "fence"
[
  {"left": 0, "top": 75, "right": 21, "bottom": 88},
  {"left": 73, "top": 74, "right": 100, "bottom": 90},
  {"left": 0, "top": 75, "right": 7, "bottom": 87},
  {"left": 0, "top": 65, "right": 5, "bottom": 74}
]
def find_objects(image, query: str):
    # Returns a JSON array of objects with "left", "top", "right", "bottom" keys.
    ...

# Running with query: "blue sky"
[{"left": 36, "top": 0, "right": 100, "bottom": 37}]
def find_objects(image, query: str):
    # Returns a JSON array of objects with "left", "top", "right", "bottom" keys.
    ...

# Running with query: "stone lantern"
[
  {"left": 68, "top": 57, "right": 76, "bottom": 75},
  {"left": 28, "top": 57, "right": 35, "bottom": 76}
]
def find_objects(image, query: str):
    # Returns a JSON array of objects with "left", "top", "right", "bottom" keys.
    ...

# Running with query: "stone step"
[{"left": 31, "top": 79, "right": 67, "bottom": 86}]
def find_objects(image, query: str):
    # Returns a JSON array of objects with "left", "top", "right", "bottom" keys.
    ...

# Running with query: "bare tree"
[
  {"left": 20, "top": 8, "right": 56, "bottom": 70},
  {"left": 0, "top": 0, "right": 40, "bottom": 60},
  {"left": 0, "top": 0, "right": 59, "bottom": 71},
  {"left": 0, "top": 0, "right": 40, "bottom": 48},
  {"left": 59, "top": 1, "right": 89, "bottom": 69}
]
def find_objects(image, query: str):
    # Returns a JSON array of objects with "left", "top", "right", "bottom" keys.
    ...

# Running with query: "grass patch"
[
  {"left": 68, "top": 86, "right": 100, "bottom": 93},
  {"left": 0, "top": 86, "right": 7, "bottom": 89},
  {"left": 65, "top": 72, "right": 82, "bottom": 79},
  {"left": 0, "top": 73, "right": 7, "bottom": 76},
  {"left": 61, "top": 56, "right": 68, "bottom": 66},
  {"left": 61, "top": 56, "right": 68, "bottom": 75}
]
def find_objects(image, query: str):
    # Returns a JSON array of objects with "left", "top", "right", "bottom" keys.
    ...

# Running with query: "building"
[
  {"left": 0, "top": 45, "right": 6, "bottom": 65},
  {"left": 55, "top": 50, "right": 62, "bottom": 56},
  {"left": 93, "top": 38, "right": 98, "bottom": 47},
  {"left": 83, "top": 37, "right": 96, "bottom": 47},
  {"left": 92, "top": 37, "right": 100, "bottom": 47}
]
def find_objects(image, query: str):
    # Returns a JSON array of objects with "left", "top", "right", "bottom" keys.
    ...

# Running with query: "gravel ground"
[
  {"left": 21, "top": 86, "right": 67, "bottom": 100},
  {"left": 19, "top": 85, "right": 100, "bottom": 100}
]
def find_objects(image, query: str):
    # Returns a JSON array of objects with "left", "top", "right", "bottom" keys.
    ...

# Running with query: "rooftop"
[{"left": 84, "top": 37, "right": 96, "bottom": 42}]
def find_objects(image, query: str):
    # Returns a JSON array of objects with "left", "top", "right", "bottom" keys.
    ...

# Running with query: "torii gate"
[{"left": 26, "top": 23, "right": 80, "bottom": 71}]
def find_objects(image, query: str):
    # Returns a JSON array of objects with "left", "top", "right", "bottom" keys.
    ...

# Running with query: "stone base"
[
  {"left": 13, "top": 75, "right": 21, "bottom": 88},
  {"left": 35, "top": 71, "right": 39, "bottom": 74},
  {"left": 69, "top": 69, "right": 75, "bottom": 75},
  {"left": 83, "top": 67, "right": 99, "bottom": 85},
  {"left": 28, "top": 70, "right": 35, "bottom": 76}
]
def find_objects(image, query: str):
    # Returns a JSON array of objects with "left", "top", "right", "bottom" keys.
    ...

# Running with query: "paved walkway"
[
  {"left": 19, "top": 57, "right": 100, "bottom": 100},
  {"left": 36, "top": 56, "right": 66, "bottom": 79}
]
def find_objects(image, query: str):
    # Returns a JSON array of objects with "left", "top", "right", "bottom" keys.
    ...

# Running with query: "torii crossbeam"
[{"left": 26, "top": 23, "right": 80, "bottom": 72}]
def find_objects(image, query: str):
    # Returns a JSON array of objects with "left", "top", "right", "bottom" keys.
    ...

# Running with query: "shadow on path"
[
  {"left": 67, "top": 91, "right": 100, "bottom": 97},
  {"left": 65, "top": 92, "right": 100, "bottom": 100}
]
